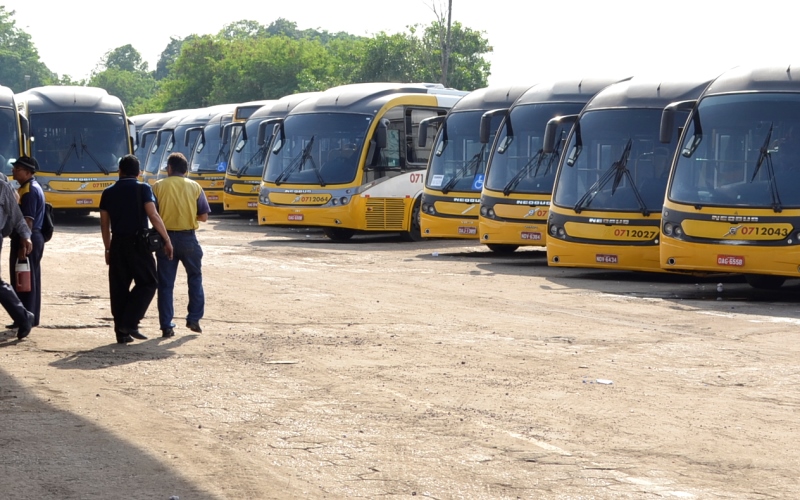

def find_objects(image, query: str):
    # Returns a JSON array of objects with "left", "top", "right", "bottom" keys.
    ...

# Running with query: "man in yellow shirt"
[{"left": 153, "top": 153, "right": 211, "bottom": 337}]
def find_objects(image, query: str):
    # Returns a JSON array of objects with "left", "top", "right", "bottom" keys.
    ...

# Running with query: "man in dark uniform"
[
  {"left": 99, "top": 155, "right": 173, "bottom": 344},
  {"left": 0, "top": 175, "right": 33, "bottom": 340},
  {"left": 9, "top": 156, "right": 45, "bottom": 328}
]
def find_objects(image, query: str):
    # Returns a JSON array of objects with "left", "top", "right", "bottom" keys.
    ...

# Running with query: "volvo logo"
[{"left": 723, "top": 225, "right": 742, "bottom": 237}]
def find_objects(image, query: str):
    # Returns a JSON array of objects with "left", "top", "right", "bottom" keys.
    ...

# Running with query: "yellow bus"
[
  {"left": 188, "top": 108, "right": 235, "bottom": 206},
  {"left": 140, "top": 110, "right": 192, "bottom": 186},
  {"left": 478, "top": 78, "right": 624, "bottom": 252},
  {"left": 258, "top": 83, "right": 466, "bottom": 241},
  {"left": 221, "top": 100, "right": 277, "bottom": 211},
  {"left": 659, "top": 64, "right": 800, "bottom": 288},
  {"left": 16, "top": 86, "right": 133, "bottom": 210},
  {"left": 419, "top": 86, "right": 532, "bottom": 240},
  {"left": 0, "top": 85, "right": 26, "bottom": 177},
  {"left": 544, "top": 77, "right": 713, "bottom": 271},
  {"left": 223, "top": 94, "right": 320, "bottom": 213}
]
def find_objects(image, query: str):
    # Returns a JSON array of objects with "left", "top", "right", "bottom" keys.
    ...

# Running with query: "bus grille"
[{"left": 365, "top": 198, "right": 406, "bottom": 230}]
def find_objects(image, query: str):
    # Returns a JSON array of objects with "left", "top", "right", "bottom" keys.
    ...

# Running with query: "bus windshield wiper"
[
  {"left": 79, "top": 134, "right": 109, "bottom": 175},
  {"left": 55, "top": 136, "right": 78, "bottom": 175},
  {"left": 573, "top": 139, "right": 649, "bottom": 215},
  {"left": 275, "top": 136, "right": 319, "bottom": 186},
  {"left": 750, "top": 123, "right": 782, "bottom": 212},
  {"left": 237, "top": 146, "right": 267, "bottom": 178},
  {"left": 502, "top": 149, "right": 544, "bottom": 195},
  {"left": 441, "top": 144, "right": 486, "bottom": 194}
]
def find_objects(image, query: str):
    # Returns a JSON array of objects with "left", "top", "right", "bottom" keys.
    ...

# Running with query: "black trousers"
[
  {"left": 108, "top": 236, "right": 157, "bottom": 334},
  {"left": 10, "top": 231, "right": 43, "bottom": 326}
]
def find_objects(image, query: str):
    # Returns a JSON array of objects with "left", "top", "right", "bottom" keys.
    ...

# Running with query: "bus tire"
[
  {"left": 401, "top": 198, "right": 423, "bottom": 242},
  {"left": 323, "top": 227, "right": 355, "bottom": 241},
  {"left": 745, "top": 274, "right": 786, "bottom": 289},
  {"left": 487, "top": 244, "right": 519, "bottom": 253}
]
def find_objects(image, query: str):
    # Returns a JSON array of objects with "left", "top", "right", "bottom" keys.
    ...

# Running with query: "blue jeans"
[{"left": 156, "top": 231, "right": 204, "bottom": 330}]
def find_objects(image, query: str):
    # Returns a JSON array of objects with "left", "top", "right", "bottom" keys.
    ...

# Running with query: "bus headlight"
[
  {"left": 549, "top": 224, "right": 558, "bottom": 236},
  {"left": 663, "top": 222, "right": 674, "bottom": 236},
  {"left": 674, "top": 225, "right": 684, "bottom": 237},
  {"left": 487, "top": 208, "right": 495, "bottom": 218},
  {"left": 339, "top": 196, "right": 349, "bottom": 205},
  {"left": 480, "top": 206, "right": 488, "bottom": 217},
  {"left": 259, "top": 195, "right": 269, "bottom": 204}
]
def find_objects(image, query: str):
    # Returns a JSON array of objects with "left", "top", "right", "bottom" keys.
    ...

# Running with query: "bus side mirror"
[
  {"left": 543, "top": 115, "right": 577, "bottom": 154},
  {"left": 660, "top": 100, "right": 697, "bottom": 144},
  {"left": 418, "top": 115, "right": 445, "bottom": 148},
  {"left": 376, "top": 119, "right": 389, "bottom": 149},
  {"left": 479, "top": 108, "right": 509, "bottom": 144},
  {"left": 195, "top": 129, "right": 206, "bottom": 153}
]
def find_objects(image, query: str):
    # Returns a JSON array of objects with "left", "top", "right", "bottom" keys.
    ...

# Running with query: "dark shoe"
[
  {"left": 119, "top": 327, "right": 147, "bottom": 340},
  {"left": 162, "top": 328, "right": 175, "bottom": 338},
  {"left": 116, "top": 335, "right": 134, "bottom": 344},
  {"left": 16, "top": 312, "right": 34, "bottom": 340},
  {"left": 186, "top": 320, "right": 202, "bottom": 333},
  {"left": 6, "top": 323, "right": 18, "bottom": 329}
]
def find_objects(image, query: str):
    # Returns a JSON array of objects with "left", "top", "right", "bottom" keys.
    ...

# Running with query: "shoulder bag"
[{"left": 135, "top": 183, "right": 164, "bottom": 253}]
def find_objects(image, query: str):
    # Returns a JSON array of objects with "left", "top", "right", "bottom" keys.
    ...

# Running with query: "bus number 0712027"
[{"left": 613, "top": 228, "right": 657, "bottom": 239}]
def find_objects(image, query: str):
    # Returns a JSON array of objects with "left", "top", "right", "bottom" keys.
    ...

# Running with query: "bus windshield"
[
  {"left": 264, "top": 113, "right": 369, "bottom": 185},
  {"left": 31, "top": 112, "right": 127, "bottom": 174},
  {"left": 484, "top": 102, "right": 585, "bottom": 195},
  {"left": 0, "top": 107, "right": 20, "bottom": 176},
  {"left": 228, "top": 121, "right": 269, "bottom": 177},
  {"left": 426, "top": 110, "right": 498, "bottom": 194},
  {"left": 553, "top": 108, "right": 681, "bottom": 213},
  {"left": 145, "top": 131, "right": 171, "bottom": 175},
  {"left": 669, "top": 93, "right": 800, "bottom": 209},
  {"left": 191, "top": 122, "right": 230, "bottom": 173}
]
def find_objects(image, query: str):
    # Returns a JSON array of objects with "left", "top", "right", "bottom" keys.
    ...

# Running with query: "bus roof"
[
  {"left": 702, "top": 64, "right": 800, "bottom": 96},
  {"left": 292, "top": 82, "right": 467, "bottom": 115},
  {"left": 0, "top": 85, "right": 14, "bottom": 109},
  {"left": 19, "top": 86, "right": 124, "bottom": 113},
  {"left": 176, "top": 104, "right": 238, "bottom": 127},
  {"left": 582, "top": 77, "right": 714, "bottom": 111},
  {"left": 234, "top": 100, "right": 276, "bottom": 121},
  {"left": 513, "top": 77, "right": 631, "bottom": 107},
  {"left": 448, "top": 85, "right": 535, "bottom": 113},
  {"left": 248, "top": 92, "right": 321, "bottom": 122},
  {"left": 130, "top": 113, "right": 164, "bottom": 128}
]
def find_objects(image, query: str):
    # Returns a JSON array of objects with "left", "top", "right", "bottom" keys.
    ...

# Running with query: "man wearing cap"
[
  {"left": 9, "top": 155, "right": 45, "bottom": 328},
  {"left": 0, "top": 169, "right": 34, "bottom": 339}
]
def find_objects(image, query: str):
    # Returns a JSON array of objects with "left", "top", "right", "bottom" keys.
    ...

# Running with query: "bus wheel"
[
  {"left": 401, "top": 198, "right": 423, "bottom": 242},
  {"left": 487, "top": 244, "right": 519, "bottom": 253},
  {"left": 745, "top": 274, "right": 786, "bottom": 289},
  {"left": 323, "top": 227, "right": 355, "bottom": 241}
]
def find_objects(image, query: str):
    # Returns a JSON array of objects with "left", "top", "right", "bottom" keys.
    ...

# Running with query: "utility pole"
[{"left": 441, "top": 0, "right": 452, "bottom": 87}]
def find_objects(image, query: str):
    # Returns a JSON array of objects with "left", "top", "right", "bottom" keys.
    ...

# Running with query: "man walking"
[
  {"left": 9, "top": 156, "right": 44, "bottom": 328},
  {"left": 0, "top": 175, "right": 34, "bottom": 340},
  {"left": 153, "top": 152, "right": 211, "bottom": 338},
  {"left": 100, "top": 155, "right": 173, "bottom": 344}
]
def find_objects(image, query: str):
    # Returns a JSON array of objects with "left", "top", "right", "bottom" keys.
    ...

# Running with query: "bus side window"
[{"left": 407, "top": 108, "right": 442, "bottom": 167}]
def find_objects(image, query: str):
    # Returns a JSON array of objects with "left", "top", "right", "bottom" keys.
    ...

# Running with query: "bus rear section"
[
  {"left": 420, "top": 85, "right": 532, "bottom": 240},
  {"left": 17, "top": 86, "right": 131, "bottom": 210},
  {"left": 659, "top": 64, "right": 800, "bottom": 288},
  {"left": 258, "top": 83, "right": 466, "bottom": 241},
  {"left": 478, "top": 78, "right": 625, "bottom": 253},
  {"left": 225, "top": 94, "right": 320, "bottom": 213},
  {"left": 545, "top": 76, "right": 712, "bottom": 272}
]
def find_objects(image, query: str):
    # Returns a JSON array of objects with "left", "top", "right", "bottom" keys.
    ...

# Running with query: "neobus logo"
[
  {"left": 453, "top": 198, "right": 480, "bottom": 203},
  {"left": 515, "top": 200, "right": 550, "bottom": 206},
  {"left": 588, "top": 218, "right": 630, "bottom": 225},
  {"left": 711, "top": 215, "right": 759, "bottom": 222},
  {"left": 283, "top": 189, "right": 312, "bottom": 193}
]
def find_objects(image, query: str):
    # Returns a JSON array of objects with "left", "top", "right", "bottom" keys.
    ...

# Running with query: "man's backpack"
[{"left": 42, "top": 202, "right": 54, "bottom": 242}]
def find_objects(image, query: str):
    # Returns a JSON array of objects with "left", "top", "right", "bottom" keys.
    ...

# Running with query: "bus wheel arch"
[
  {"left": 401, "top": 196, "right": 423, "bottom": 242},
  {"left": 486, "top": 244, "right": 519, "bottom": 253},
  {"left": 744, "top": 274, "right": 786, "bottom": 289},
  {"left": 323, "top": 227, "right": 356, "bottom": 242}
]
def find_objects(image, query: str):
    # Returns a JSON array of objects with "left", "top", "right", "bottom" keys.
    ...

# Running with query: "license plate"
[
  {"left": 717, "top": 255, "right": 745, "bottom": 267},
  {"left": 247, "top": 202, "right": 257, "bottom": 208},
  {"left": 288, "top": 214, "right": 304, "bottom": 221},
  {"left": 521, "top": 231, "right": 542, "bottom": 240},
  {"left": 207, "top": 194, "right": 219, "bottom": 201},
  {"left": 596, "top": 254, "right": 618, "bottom": 264},
  {"left": 76, "top": 199, "right": 93, "bottom": 205},
  {"left": 458, "top": 226, "right": 477, "bottom": 235}
]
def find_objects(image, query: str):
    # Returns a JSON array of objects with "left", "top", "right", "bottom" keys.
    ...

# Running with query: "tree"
[
  {"left": 101, "top": 44, "right": 148, "bottom": 73},
  {"left": 218, "top": 20, "right": 267, "bottom": 41},
  {"left": 156, "top": 35, "right": 224, "bottom": 109},
  {"left": 88, "top": 68, "right": 158, "bottom": 114},
  {"left": 155, "top": 36, "right": 192, "bottom": 81},
  {"left": 0, "top": 7, "right": 54, "bottom": 91},
  {"left": 419, "top": 21, "right": 491, "bottom": 90}
]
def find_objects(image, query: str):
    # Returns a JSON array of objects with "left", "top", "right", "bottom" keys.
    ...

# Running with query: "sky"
[{"left": 4, "top": 0, "right": 800, "bottom": 89}]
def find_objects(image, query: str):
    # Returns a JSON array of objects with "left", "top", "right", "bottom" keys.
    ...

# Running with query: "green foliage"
[
  {"left": 88, "top": 68, "right": 157, "bottom": 114},
  {"left": 102, "top": 44, "right": 148, "bottom": 72},
  {"left": 0, "top": 7, "right": 54, "bottom": 91}
]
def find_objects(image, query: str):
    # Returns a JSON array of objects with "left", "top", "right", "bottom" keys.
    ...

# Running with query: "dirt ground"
[{"left": 2, "top": 212, "right": 800, "bottom": 499}]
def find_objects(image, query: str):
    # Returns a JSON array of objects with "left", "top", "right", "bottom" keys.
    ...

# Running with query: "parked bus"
[
  {"left": 544, "top": 76, "right": 713, "bottom": 271},
  {"left": 131, "top": 112, "right": 165, "bottom": 176},
  {"left": 659, "top": 64, "right": 800, "bottom": 288},
  {"left": 16, "top": 86, "right": 132, "bottom": 210},
  {"left": 0, "top": 85, "right": 26, "bottom": 178},
  {"left": 188, "top": 109, "right": 235, "bottom": 206},
  {"left": 141, "top": 110, "right": 192, "bottom": 186},
  {"left": 478, "top": 78, "right": 625, "bottom": 252},
  {"left": 258, "top": 83, "right": 466, "bottom": 241},
  {"left": 224, "top": 94, "right": 320, "bottom": 212},
  {"left": 419, "top": 85, "right": 533, "bottom": 240}
]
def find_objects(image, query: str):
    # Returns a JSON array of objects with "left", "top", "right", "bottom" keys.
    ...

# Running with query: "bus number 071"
[{"left": 409, "top": 173, "right": 424, "bottom": 183}]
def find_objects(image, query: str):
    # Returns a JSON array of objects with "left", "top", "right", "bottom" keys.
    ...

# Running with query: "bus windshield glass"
[
  {"left": 426, "top": 110, "right": 498, "bottom": 194},
  {"left": 31, "top": 112, "right": 127, "bottom": 174},
  {"left": 484, "top": 102, "right": 585, "bottom": 195},
  {"left": 0, "top": 107, "right": 19, "bottom": 176},
  {"left": 553, "top": 109, "right": 682, "bottom": 213},
  {"left": 191, "top": 122, "right": 230, "bottom": 173},
  {"left": 264, "top": 113, "right": 369, "bottom": 185},
  {"left": 228, "top": 120, "right": 269, "bottom": 177},
  {"left": 669, "top": 93, "right": 800, "bottom": 209},
  {"left": 146, "top": 131, "right": 171, "bottom": 174}
]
